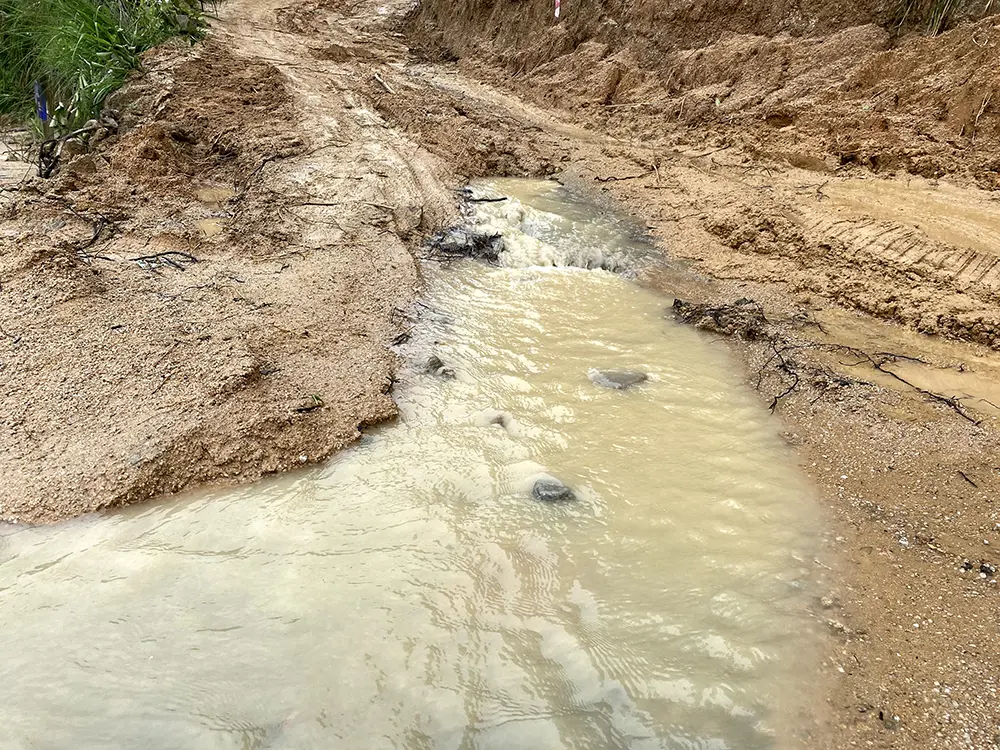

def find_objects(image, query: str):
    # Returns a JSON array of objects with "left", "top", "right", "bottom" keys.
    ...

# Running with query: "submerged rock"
[
  {"left": 431, "top": 227, "right": 504, "bottom": 263},
  {"left": 481, "top": 408, "right": 513, "bottom": 430},
  {"left": 532, "top": 478, "right": 577, "bottom": 503},
  {"left": 489, "top": 412, "right": 512, "bottom": 429},
  {"left": 423, "top": 355, "right": 455, "bottom": 379},
  {"left": 588, "top": 368, "right": 648, "bottom": 390},
  {"left": 474, "top": 408, "right": 520, "bottom": 436}
]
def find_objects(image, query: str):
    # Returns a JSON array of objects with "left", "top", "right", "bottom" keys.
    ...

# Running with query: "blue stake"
[{"left": 33, "top": 81, "right": 48, "bottom": 123}]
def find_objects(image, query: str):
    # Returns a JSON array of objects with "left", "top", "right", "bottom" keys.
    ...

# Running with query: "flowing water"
[{"left": 0, "top": 179, "right": 824, "bottom": 750}]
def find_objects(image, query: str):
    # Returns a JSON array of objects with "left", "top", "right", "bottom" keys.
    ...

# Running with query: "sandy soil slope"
[{"left": 0, "top": 8, "right": 458, "bottom": 523}]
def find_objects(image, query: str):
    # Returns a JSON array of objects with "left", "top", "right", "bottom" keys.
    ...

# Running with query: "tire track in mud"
[
  {"left": 789, "top": 209, "right": 1000, "bottom": 345},
  {"left": 807, "top": 215, "right": 1000, "bottom": 296},
  {"left": 579, "top": 149, "right": 1000, "bottom": 349}
]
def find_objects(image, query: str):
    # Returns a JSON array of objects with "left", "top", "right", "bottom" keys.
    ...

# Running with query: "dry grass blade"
[{"left": 975, "top": 92, "right": 992, "bottom": 129}]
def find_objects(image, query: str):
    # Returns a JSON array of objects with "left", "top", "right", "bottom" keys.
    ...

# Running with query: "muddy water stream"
[{"left": 0, "top": 180, "right": 823, "bottom": 749}]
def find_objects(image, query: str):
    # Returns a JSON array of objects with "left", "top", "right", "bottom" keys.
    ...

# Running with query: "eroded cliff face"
[
  {"left": 409, "top": 0, "right": 1000, "bottom": 190},
  {"left": 415, "top": 0, "right": 889, "bottom": 59},
  {"left": 413, "top": 0, "right": 990, "bottom": 60}
]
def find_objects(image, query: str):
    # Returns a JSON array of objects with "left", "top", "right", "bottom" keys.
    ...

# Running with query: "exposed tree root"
[{"left": 671, "top": 297, "right": 981, "bottom": 422}]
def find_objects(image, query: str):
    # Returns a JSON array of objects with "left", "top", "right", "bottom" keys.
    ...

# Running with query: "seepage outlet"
[{"left": 0, "top": 179, "right": 825, "bottom": 749}]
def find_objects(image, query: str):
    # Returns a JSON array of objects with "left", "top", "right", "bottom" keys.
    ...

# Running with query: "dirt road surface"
[{"left": 1, "top": 0, "right": 999, "bottom": 746}]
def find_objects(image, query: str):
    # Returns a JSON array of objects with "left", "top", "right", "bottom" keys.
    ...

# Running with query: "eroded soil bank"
[
  {"left": 0, "top": 22, "right": 454, "bottom": 523},
  {"left": 1, "top": 0, "right": 999, "bottom": 747}
]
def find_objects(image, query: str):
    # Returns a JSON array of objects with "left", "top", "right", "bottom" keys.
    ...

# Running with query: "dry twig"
[{"left": 373, "top": 72, "right": 396, "bottom": 94}]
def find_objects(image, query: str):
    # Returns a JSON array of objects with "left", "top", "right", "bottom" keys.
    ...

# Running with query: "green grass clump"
[{"left": 0, "top": 0, "right": 204, "bottom": 133}]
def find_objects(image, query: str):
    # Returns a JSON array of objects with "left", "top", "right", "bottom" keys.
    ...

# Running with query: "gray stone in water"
[
  {"left": 489, "top": 411, "right": 513, "bottom": 429},
  {"left": 424, "top": 354, "right": 455, "bottom": 379},
  {"left": 532, "top": 478, "right": 577, "bottom": 503},
  {"left": 432, "top": 227, "right": 504, "bottom": 263},
  {"left": 588, "top": 368, "right": 648, "bottom": 390}
]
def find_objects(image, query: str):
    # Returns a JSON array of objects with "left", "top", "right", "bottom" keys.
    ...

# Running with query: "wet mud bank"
[
  {"left": 0, "top": 33, "right": 453, "bottom": 524},
  {"left": 691, "top": 304, "right": 1000, "bottom": 750}
]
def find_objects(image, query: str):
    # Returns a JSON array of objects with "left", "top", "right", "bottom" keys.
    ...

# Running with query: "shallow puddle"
[
  {"left": 0, "top": 180, "right": 824, "bottom": 749},
  {"left": 813, "top": 307, "right": 1000, "bottom": 421},
  {"left": 195, "top": 184, "right": 236, "bottom": 209},
  {"left": 196, "top": 217, "right": 225, "bottom": 237}
]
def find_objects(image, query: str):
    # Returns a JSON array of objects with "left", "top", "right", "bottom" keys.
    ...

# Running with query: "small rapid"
[{"left": 0, "top": 179, "right": 824, "bottom": 750}]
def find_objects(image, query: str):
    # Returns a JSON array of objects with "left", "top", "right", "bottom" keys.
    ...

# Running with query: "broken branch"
[
  {"left": 373, "top": 72, "right": 396, "bottom": 94},
  {"left": 595, "top": 169, "right": 654, "bottom": 183}
]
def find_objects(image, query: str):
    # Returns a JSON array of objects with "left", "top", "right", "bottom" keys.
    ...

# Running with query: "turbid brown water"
[{"left": 0, "top": 180, "right": 824, "bottom": 749}]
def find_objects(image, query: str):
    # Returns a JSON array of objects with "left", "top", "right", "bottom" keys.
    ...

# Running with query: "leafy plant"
[{"left": 0, "top": 0, "right": 204, "bottom": 134}]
